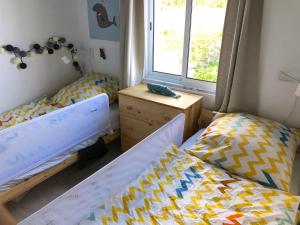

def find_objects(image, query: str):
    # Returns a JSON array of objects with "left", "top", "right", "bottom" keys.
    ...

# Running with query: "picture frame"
[{"left": 87, "top": 0, "right": 120, "bottom": 42}]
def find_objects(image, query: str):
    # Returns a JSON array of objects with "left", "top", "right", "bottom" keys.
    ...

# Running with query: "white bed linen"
[
  {"left": 0, "top": 94, "right": 112, "bottom": 190},
  {"left": 19, "top": 113, "right": 185, "bottom": 225}
]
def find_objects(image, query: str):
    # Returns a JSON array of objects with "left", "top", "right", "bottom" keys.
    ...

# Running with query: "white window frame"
[{"left": 144, "top": 0, "right": 217, "bottom": 94}]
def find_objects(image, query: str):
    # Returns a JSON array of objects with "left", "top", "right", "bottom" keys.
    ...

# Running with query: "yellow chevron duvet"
[
  {"left": 79, "top": 146, "right": 300, "bottom": 225},
  {"left": 0, "top": 97, "right": 59, "bottom": 131}
]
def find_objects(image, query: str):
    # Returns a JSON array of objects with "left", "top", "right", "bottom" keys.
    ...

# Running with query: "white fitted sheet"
[
  {"left": 180, "top": 129, "right": 205, "bottom": 149},
  {"left": 0, "top": 102, "right": 120, "bottom": 192}
]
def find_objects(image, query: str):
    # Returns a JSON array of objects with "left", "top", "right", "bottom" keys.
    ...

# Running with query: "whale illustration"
[{"left": 93, "top": 3, "right": 117, "bottom": 28}]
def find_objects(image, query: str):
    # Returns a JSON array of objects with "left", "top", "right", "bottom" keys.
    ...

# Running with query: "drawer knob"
[{"left": 127, "top": 106, "right": 133, "bottom": 110}]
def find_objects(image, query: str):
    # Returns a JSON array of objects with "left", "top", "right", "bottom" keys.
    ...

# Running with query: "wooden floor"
[{"left": 6, "top": 139, "right": 122, "bottom": 222}]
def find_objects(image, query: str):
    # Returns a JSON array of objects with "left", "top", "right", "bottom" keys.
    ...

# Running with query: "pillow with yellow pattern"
[
  {"left": 51, "top": 73, "right": 119, "bottom": 107},
  {"left": 186, "top": 113, "right": 300, "bottom": 192},
  {"left": 0, "top": 97, "right": 59, "bottom": 131}
]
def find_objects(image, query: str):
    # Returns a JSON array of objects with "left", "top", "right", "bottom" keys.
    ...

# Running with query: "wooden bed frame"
[
  {"left": 0, "top": 129, "right": 120, "bottom": 225},
  {"left": 0, "top": 205, "right": 16, "bottom": 225}
]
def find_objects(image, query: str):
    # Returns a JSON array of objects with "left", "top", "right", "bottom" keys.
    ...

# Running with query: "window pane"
[
  {"left": 153, "top": 0, "right": 186, "bottom": 75},
  {"left": 187, "top": 0, "right": 227, "bottom": 82}
]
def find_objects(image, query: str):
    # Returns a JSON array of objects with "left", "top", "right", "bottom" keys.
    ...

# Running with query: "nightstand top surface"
[{"left": 119, "top": 83, "right": 203, "bottom": 110}]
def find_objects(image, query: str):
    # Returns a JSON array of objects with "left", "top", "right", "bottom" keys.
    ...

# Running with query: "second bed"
[
  {"left": 0, "top": 73, "right": 120, "bottom": 205},
  {"left": 19, "top": 114, "right": 300, "bottom": 225}
]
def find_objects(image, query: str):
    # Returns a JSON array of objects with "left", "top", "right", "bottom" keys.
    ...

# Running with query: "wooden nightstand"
[{"left": 119, "top": 84, "right": 203, "bottom": 151}]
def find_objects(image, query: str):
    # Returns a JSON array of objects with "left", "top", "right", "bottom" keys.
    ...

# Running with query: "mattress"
[
  {"left": 0, "top": 102, "right": 120, "bottom": 192},
  {"left": 0, "top": 94, "right": 112, "bottom": 192}
]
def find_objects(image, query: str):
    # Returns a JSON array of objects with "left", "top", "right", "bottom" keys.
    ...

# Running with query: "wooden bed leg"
[{"left": 0, "top": 205, "right": 16, "bottom": 225}]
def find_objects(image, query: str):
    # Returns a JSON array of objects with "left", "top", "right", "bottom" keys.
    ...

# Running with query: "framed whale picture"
[{"left": 87, "top": 0, "right": 120, "bottom": 41}]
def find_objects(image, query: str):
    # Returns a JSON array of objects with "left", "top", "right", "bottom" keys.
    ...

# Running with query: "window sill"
[{"left": 143, "top": 77, "right": 216, "bottom": 97}]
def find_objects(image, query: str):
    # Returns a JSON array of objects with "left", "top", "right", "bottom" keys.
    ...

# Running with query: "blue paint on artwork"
[{"left": 87, "top": 0, "right": 120, "bottom": 41}]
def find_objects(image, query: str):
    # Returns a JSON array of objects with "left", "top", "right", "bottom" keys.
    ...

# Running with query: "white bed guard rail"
[
  {"left": 0, "top": 94, "right": 112, "bottom": 189},
  {"left": 20, "top": 113, "right": 185, "bottom": 225}
]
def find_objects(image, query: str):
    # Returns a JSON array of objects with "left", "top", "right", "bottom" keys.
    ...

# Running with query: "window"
[{"left": 145, "top": 0, "right": 227, "bottom": 93}]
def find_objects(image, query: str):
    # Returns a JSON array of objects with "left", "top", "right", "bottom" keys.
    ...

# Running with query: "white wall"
[
  {"left": 258, "top": 0, "right": 300, "bottom": 127},
  {"left": 3, "top": 0, "right": 300, "bottom": 128},
  {"left": 0, "top": 0, "right": 83, "bottom": 113},
  {"left": 0, "top": 0, "right": 121, "bottom": 113},
  {"left": 75, "top": 0, "right": 121, "bottom": 79}
]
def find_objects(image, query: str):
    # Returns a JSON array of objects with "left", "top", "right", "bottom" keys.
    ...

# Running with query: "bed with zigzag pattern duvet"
[
  {"left": 20, "top": 114, "right": 300, "bottom": 225},
  {"left": 79, "top": 145, "right": 300, "bottom": 225}
]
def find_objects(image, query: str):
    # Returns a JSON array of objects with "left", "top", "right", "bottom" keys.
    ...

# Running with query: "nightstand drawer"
[
  {"left": 119, "top": 95, "right": 181, "bottom": 124},
  {"left": 120, "top": 115, "right": 164, "bottom": 149}
]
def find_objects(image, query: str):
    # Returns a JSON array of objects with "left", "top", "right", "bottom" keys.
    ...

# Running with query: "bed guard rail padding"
[
  {"left": 0, "top": 94, "right": 112, "bottom": 188},
  {"left": 19, "top": 113, "right": 185, "bottom": 225}
]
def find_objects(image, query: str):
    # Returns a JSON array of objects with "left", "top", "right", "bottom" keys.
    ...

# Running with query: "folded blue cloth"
[{"left": 147, "top": 83, "right": 181, "bottom": 98}]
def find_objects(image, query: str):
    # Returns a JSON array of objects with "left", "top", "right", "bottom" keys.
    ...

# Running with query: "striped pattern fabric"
[
  {"left": 79, "top": 146, "right": 300, "bottom": 225},
  {"left": 51, "top": 73, "right": 119, "bottom": 107},
  {"left": 186, "top": 113, "right": 300, "bottom": 192},
  {"left": 0, "top": 97, "right": 59, "bottom": 131}
]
